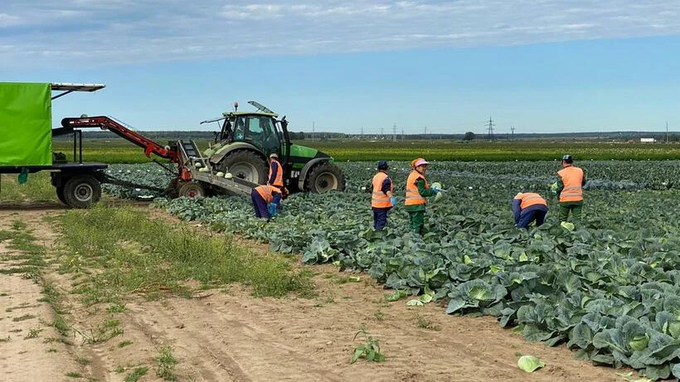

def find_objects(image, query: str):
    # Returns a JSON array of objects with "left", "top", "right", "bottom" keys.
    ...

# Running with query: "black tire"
[
  {"left": 216, "top": 151, "right": 267, "bottom": 184},
  {"left": 305, "top": 162, "right": 346, "bottom": 193},
  {"left": 63, "top": 175, "right": 101, "bottom": 208},
  {"left": 178, "top": 182, "right": 205, "bottom": 198},
  {"left": 56, "top": 186, "right": 67, "bottom": 205}
]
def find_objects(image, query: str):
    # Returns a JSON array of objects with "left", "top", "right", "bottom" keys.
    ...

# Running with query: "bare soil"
[{"left": 0, "top": 205, "right": 622, "bottom": 382}]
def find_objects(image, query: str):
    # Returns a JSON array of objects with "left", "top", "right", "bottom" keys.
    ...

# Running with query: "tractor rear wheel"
[
  {"left": 306, "top": 162, "right": 346, "bottom": 193},
  {"left": 217, "top": 151, "right": 267, "bottom": 184},
  {"left": 62, "top": 175, "right": 102, "bottom": 208},
  {"left": 178, "top": 182, "right": 205, "bottom": 198}
]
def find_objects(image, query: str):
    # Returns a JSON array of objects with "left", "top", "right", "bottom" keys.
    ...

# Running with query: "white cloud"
[{"left": 0, "top": 0, "right": 679, "bottom": 68}]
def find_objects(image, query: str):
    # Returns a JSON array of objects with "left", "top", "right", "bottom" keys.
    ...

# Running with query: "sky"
[{"left": 1, "top": 0, "right": 679, "bottom": 134}]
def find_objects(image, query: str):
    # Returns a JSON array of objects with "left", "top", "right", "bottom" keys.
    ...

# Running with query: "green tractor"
[{"left": 201, "top": 101, "right": 345, "bottom": 193}]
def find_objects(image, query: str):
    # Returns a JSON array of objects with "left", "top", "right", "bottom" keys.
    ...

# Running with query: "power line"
[{"left": 392, "top": 123, "right": 397, "bottom": 141}]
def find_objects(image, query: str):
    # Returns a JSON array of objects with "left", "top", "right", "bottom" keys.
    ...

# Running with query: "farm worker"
[
  {"left": 251, "top": 185, "right": 282, "bottom": 220},
  {"left": 371, "top": 160, "right": 395, "bottom": 230},
  {"left": 513, "top": 192, "right": 548, "bottom": 228},
  {"left": 268, "top": 153, "right": 284, "bottom": 189},
  {"left": 405, "top": 158, "right": 440, "bottom": 235},
  {"left": 556, "top": 154, "right": 586, "bottom": 222}
]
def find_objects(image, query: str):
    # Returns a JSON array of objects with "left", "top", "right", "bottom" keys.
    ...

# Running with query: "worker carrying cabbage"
[
  {"left": 251, "top": 184, "right": 282, "bottom": 221},
  {"left": 512, "top": 192, "right": 548, "bottom": 228},
  {"left": 405, "top": 158, "right": 440, "bottom": 235},
  {"left": 371, "top": 160, "right": 395, "bottom": 230},
  {"left": 555, "top": 154, "right": 586, "bottom": 222}
]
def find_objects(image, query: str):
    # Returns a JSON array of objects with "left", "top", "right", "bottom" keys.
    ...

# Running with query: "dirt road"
[{"left": 0, "top": 205, "right": 621, "bottom": 381}]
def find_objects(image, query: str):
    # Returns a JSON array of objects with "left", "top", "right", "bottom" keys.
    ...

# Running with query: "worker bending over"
[
  {"left": 513, "top": 192, "right": 548, "bottom": 228},
  {"left": 251, "top": 185, "right": 282, "bottom": 221}
]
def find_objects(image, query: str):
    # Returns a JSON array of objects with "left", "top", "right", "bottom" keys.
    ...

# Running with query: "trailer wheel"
[
  {"left": 56, "top": 186, "right": 67, "bottom": 205},
  {"left": 178, "top": 182, "right": 205, "bottom": 198},
  {"left": 63, "top": 175, "right": 102, "bottom": 208}
]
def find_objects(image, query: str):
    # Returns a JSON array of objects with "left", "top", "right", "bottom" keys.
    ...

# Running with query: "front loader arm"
[{"left": 61, "top": 116, "right": 179, "bottom": 163}]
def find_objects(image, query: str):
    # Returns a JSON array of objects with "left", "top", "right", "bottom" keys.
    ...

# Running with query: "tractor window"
[
  {"left": 246, "top": 116, "right": 280, "bottom": 154},
  {"left": 233, "top": 117, "right": 246, "bottom": 140}
]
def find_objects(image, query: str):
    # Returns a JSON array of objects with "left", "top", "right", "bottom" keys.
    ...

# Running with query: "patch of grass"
[
  {"left": 12, "top": 314, "right": 36, "bottom": 322},
  {"left": 65, "top": 371, "right": 83, "bottom": 378},
  {"left": 57, "top": 206, "right": 314, "bottom": 304},
  {"left": 374, "top": 309, "right": 384, "bottom": 321},
  {"left": 80, "top": 318, "right": 124, "bottom": 344},
  {"left": 118, "top": 340, "right": 133, "bottom": 348},
  {"left": 76, "top": 356, "right": 91, "bottom": 365},
  {"left": 155, "top": 345, "right": 178, "bottom": 381},
  {"left": 115, "top": 365, "right": 125, "bottom": 373},
  {"left": 335, "top": 276, "right": 361, "bottom": 284},
  {"left": 11, "top": 220, "right": 27, "bottom": 230},
  {"left": 43, "top": 336, "right": 73, "bottom": 346},
  {"left": 24, "top": 328, "right": 43, "bottom": 339},
  {"left": 106, "top": 304, "right": 126, "bottom": 313},
  {"left": 415, "top": 315, "right": 442, "bottom": 331},
  {"left": 125, "top": 366, "right": 149, "bottom": 382},
  {"left": 46, "top": 348, "right": 58, "bottom": 353},
  {"left": 0, "top": 173, "right": 57, "bottom": 203}
]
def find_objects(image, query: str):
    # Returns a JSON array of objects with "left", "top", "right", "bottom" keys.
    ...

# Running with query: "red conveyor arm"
[{"left": 61, "top": 116, "right": 179, "bottom": 163}]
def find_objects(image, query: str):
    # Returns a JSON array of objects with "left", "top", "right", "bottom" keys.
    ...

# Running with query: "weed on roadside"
[
  {"left": 350, "top": 324, "right": 385, "bottom": 364},
  {"left": 24, "top": 328, "right": 43, "bottom": 339},
  {"left": 125, "top": 366, "right": 149, "bottom": 382},
  {"left": 415, "top": 315, "right": 442, "bottom": 331},
  {"left": 118, "top": 340, "right": 133, "bottom": 348},
  {"left": 65, "top": 371, "right": 82, "bottom": 378},
  {"left": 155, "top": 345, "right": 178, "bottom": 381}
]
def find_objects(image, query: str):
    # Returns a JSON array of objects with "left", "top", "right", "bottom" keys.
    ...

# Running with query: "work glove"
[
  {"left": 268, "top": 203, "right": 278, "bottom": 217},
  {"left": 390, "top": 196, "right": 397, "bottom": 206}
]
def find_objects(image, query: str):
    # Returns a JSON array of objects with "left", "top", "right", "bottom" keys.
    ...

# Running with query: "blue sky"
[{"left": 1, "top": 0, "right": 679, "bottom": 134}]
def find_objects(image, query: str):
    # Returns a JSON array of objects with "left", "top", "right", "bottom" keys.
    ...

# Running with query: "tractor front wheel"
[
  {"left": 305, "top": 162, "right": 346, "bottom": 193},
  {"left": 178, "top": 182, "right": 205, "bottom": 198}
]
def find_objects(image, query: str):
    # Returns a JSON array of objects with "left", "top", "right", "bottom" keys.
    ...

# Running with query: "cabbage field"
[{"left": 107, "top": 160, "right": 680, "bottom": 380}]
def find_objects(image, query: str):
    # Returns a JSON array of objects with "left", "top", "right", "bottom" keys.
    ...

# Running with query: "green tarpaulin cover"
[{"left": 0, "top": 82, "right": 52, "bottom": 166}]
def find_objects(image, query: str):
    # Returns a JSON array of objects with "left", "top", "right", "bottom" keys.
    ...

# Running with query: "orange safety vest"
[
  {"left": 268, "top": 159, "right": 284, "bottom": 188},
  {"left": 514, "top": 192, "right": 547, "bottom": 209},
  {"left": 371, "top": 171, "right": 392, "bottom": 208},
  {"left": 255, "top": 185, "right": 279, "bottom": 203},
  {"left": 405, "top": 170, "right": 428, "bottom": 206},
  {"left": 557, "top": 166, "right": 584, "bottom": 203}
]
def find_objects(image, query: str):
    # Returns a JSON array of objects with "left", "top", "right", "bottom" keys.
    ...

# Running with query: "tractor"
[{"left": 201, "top": 101, "right": 345, "bottom": 193}]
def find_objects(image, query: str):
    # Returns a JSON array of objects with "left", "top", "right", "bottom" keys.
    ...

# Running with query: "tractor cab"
[{"left": 201, "top": 101, "right": 345, "bottom": 193}]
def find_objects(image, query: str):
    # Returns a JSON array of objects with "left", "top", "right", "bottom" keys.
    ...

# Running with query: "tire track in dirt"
[{"left": 0, "top": 209, "right": 80, "bottom": 382}]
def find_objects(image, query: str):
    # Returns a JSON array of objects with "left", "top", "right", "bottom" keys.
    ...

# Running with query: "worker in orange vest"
[
  {"left": 268, "top": 153, "right": 284, "bottom": 189},
  {"left": 513, "top": 192, "right": 548, "bottom": 228},
  {"left": 251, "top": 184, "right": 282, "bottom": 220},
  {"left": 404, "top": 158, "right": 440, "bottom": 234},
  {"left": 371, "top": 160, "right": 395, "bottom": 230},
  {"left": 556, "top": 154, "right": 586, "bottom": 222}
]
